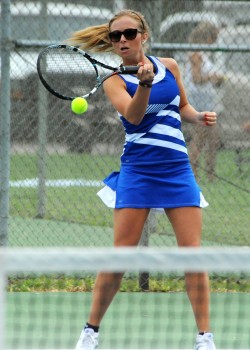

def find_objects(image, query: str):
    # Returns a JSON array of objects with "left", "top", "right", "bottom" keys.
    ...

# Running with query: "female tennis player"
[{"left": 68, "top": 9, "right": 217, "bottom": 350}]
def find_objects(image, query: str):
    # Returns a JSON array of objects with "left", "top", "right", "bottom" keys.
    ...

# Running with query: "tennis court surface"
[
  {"left": 6, "top": 292, "right": 250, "bottom": 349},
  {"left": 3, "top": 247, "right": 250, "bottom": 349}
]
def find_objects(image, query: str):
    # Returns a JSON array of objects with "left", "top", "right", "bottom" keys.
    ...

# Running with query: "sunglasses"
[{"left": 109, "top": 28, "right": 142, "bottom": 42}]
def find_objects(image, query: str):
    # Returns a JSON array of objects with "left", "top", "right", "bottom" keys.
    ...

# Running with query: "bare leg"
[
  {"left": 88, "top": 208, "right": 150, "bottom": 326},
  {"left": 185, "top": 272, "right": 210, "bottom": 332},
  {"left": 165, "top": 207, "right": 210, "bottom": 332}
]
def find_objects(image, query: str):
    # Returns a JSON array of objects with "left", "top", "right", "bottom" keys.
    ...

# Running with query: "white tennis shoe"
[
  {"left": 75, "top": 328, "right": 99, "bottom": 350},
  {"left": 195, "top": 332, "right": 216, "bottom": 350}
]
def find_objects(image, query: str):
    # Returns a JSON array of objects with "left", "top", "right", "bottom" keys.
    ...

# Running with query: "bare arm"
[
  {"left": 160, "top": 57, "right": 217, "bottom": 126},
  {"left": 103, "top": 63, "right": 154, "bottom": 125}
]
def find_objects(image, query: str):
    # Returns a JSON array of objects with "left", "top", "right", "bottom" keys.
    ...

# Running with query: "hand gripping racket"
[{"left": 37, "top": 44, "right": 152, "bottom": 101}]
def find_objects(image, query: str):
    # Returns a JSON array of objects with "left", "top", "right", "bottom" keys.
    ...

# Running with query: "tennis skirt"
[{"left": 97, "top": 161, "right": 208, "bottom": 211}]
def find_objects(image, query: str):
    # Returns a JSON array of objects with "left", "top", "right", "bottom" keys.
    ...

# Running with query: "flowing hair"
[{"left": 66, "top": 9, "right": 150, "bottom": 53}]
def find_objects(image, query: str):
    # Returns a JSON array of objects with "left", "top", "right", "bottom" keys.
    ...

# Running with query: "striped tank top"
[{"left": 118, "top": 56, "right": 189, "bottom": 165}]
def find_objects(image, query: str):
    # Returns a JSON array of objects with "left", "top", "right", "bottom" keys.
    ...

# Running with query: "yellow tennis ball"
[{"left": 71, "top": 97, "right": 88, "bottom": 114}]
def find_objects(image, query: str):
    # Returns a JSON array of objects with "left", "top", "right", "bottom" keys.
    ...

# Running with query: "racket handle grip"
[{"left": 120, "top": 65, "right": 156, "bottom": 74}]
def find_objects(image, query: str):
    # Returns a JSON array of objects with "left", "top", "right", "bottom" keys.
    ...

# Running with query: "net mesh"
[{"left": 2, "top": 247, "right": 250, "bottom": 350}]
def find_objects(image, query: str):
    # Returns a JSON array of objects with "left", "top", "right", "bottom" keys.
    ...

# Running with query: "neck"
[{"left": 122, "top": 54, "right": 149, "bottom": 67}]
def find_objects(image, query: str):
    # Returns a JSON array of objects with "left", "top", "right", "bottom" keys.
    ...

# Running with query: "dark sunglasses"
[{"left": 109, "top": 28, "right": 142, "bottom": 42}]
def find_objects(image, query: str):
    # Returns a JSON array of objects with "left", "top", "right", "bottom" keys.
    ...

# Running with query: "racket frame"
[{"left": 37, "top": 44, "right": 143, "bottom": 100}]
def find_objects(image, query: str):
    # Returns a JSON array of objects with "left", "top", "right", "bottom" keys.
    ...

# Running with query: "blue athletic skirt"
[{"left": 97, "top": 161, "right": 208, "bottom": 211}]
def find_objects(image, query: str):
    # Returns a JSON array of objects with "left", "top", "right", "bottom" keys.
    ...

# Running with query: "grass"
[
  {"left": 10, "top": 153, "right": 119, "bottom": 181},
  {"left": 8, "top": 273, "right": 250, "bottom": 293},
  {"left": 8, "top": 149, "right": 250, "bottom": 246},
  {"left": 7, "top": 149, "right": 250, "bottom": 292},
  {"left": 9, "top": 150, "right": 250, "bottom": 242}
]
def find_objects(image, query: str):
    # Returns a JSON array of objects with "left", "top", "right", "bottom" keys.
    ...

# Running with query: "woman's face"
[{"left": 109, "top": 16, "right": 147, "bottom": 62}]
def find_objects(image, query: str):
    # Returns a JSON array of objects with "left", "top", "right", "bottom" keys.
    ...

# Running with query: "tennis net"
[{"left": 1, "top": 247, "right": 250, "bottom": 350}]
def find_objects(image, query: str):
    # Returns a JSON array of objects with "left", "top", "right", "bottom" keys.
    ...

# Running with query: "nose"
[{"left": 120, "top": 34, "right": 126, "bottom": 41}]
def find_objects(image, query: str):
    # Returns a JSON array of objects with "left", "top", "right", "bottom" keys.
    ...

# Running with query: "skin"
[{"left": 87, "top": 15, "right": 217, "bottom": 333}]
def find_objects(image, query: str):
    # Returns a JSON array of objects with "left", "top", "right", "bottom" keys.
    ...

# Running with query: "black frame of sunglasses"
[{"left": 109, "top": 28, "right": 142, "bottom": 42}]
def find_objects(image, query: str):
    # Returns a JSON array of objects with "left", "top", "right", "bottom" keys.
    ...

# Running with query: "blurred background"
[{"left": 0, "top": 0, "right": 249, "bottom": 251}]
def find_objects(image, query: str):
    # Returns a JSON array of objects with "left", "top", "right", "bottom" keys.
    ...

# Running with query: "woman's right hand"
[{"left": 137, "top": 62, "right": 155, "bottom": 83}]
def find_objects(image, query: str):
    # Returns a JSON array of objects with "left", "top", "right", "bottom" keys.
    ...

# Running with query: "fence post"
[
  {"left": 0, "top": 249, "right": 7, "bottom": 350},
  {"left": 37, "top": 1, "right": 49, "bottom": 218},
  {"left": 0, "top": 0, "right": 11, "bottom": 247}
]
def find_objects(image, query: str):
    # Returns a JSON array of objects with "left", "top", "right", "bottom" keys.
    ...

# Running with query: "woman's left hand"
[{"left": 197, "top": 112, "right": 217, "bottom": 126}]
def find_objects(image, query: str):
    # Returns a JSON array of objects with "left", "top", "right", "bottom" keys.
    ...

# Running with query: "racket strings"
[{"left": 39, "top": 48, "right": 98, "bottom": 99}]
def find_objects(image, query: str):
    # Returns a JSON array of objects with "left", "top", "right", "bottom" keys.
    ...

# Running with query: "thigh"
[
  {"left": 165, "top": 207, "right": 202, "bottom": 247},
  {"left": 113, "top": 208, "right": 150, "bottom": 247}
]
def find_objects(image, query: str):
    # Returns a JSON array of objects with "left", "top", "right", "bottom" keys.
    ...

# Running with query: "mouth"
[{"left": 120, "top": 47, "right": 129, "bottom": 52}]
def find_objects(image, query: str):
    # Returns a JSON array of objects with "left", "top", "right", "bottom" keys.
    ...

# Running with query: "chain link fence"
[{"left": 1, "top": 0, "right": 250, "bottom": 251}]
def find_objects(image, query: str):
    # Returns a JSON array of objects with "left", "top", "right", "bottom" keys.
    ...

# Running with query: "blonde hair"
[
  {"left": 188, "top": 22, "right": 219, "bottom": 44},
  {"left": 67, "top": 9, "right": 150, "bottom": 52}
]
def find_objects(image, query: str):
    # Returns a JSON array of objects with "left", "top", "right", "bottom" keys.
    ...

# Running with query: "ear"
[{"left": 142, "top": 32, "right": 148, "bottom": 44}]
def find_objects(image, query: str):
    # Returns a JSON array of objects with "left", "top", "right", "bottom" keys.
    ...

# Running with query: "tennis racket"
[{"left": 37, "top": 44, "right": 152, "bottom": 101}]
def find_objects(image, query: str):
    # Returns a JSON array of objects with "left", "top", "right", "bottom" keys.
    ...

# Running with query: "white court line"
[{"left": 9, "top": 178, "right": 103, "bottom": 188}]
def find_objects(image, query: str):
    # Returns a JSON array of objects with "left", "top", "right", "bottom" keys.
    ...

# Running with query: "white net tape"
[{"left": 1, "top": 247, "right": 250, "bottom": 273}]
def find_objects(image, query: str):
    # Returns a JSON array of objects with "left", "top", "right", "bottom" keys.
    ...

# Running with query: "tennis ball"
[{"left": 71, "top": 97, "right": 88, "bottom": 115}]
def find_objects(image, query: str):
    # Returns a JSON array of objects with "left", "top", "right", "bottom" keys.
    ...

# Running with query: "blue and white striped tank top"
[{"left": 118, "top": 56, "right": 189, "bottom": 165}]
